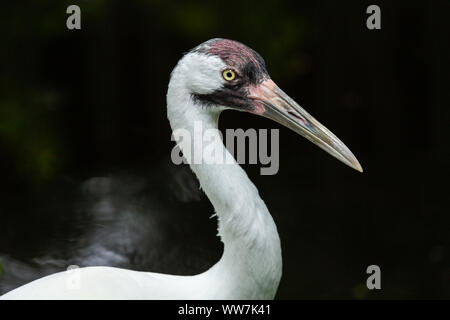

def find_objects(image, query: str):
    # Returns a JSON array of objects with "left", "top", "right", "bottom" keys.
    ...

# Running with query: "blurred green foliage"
[
  {"left": 352, "top": 283, "right": 370, "bottom": 300},
  {"left": 0, "top": 94, "right": 63, "bottom": 181}
]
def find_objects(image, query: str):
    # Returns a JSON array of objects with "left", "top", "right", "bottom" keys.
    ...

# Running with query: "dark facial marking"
[
  {"left": 193, "top": 86, "right": 253, "bottom": 112},
  {"left": 191, "top": 39, "right": 269, "bottom": 111},
  {"left": 241, "top": 61, "right": 261, "bottom": 85}
]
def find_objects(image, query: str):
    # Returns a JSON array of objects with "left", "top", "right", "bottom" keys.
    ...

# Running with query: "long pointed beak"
[{"left": 249, "top": 79, "right": 363, "bottom": 172}]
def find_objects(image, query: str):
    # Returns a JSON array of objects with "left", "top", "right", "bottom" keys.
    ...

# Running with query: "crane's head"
[{"left": 170, "top": 38, "right": 362, "bottom": 172}]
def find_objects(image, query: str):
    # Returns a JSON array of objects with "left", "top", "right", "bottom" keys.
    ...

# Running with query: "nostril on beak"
[{"left": 288, "top": 110, "right": 306, "bottom": 125}]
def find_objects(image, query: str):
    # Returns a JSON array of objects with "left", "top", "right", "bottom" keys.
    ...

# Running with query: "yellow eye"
[{"left": 222, "top": 69, "right": 236, "bottom": 81}]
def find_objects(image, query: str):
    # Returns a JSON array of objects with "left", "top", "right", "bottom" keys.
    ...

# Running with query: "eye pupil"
[{"left": 223, "top": 69, "right": 235, "bottom": 81}]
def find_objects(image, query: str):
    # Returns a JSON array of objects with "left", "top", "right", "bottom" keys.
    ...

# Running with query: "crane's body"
[
  {"left": 1, "top": 39, "right": 361, "bottom": 300},
  {"left": 2, "top": 110, "right": 281, "bottom": 299}
]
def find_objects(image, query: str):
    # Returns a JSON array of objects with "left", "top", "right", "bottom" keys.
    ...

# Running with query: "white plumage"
[{"left": 1, "top": 39, "right": 361, "bottom": 300}]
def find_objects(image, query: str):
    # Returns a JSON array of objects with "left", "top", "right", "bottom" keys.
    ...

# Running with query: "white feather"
[{"left": 1, "top": 52, "right": 282, "bottom": 300}]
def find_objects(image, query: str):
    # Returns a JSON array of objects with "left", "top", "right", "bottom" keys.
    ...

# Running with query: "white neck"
[{"left": 167, "top": 66, "right": 282, "bottom": 299}]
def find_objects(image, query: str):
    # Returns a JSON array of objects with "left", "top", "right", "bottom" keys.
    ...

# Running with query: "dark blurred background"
[{"left": 0, "top": 0, "right": 449, "bottom": 299}]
